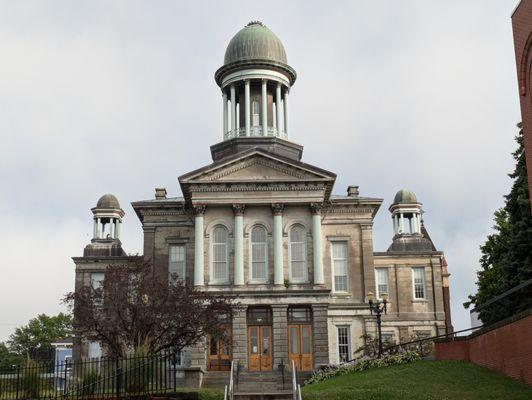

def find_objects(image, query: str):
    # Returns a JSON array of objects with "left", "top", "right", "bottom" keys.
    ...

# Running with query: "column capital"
[
  {"left": 193, "top": 205, "right": 206, "bottom": 216},
  {"left": 310, "top": 203, "right": 323, "bottom": 215},
  {"left": 271, "top": 203, "right": 284, "bottom": 215},
  {"left": 233, "top": 203, "right": 246, "bottom": 216}
]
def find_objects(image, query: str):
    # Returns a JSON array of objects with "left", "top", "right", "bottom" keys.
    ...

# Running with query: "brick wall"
[
  {"left": 435, "top": 310, "right": 532, "bottom": 385},
  {"left": 512, "top": 0, "right": 532, "bottom": 207}
]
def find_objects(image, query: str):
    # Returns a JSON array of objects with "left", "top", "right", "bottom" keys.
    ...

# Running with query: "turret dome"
[
  {"left": 96, "top": 194, "right": 120, "bottom": 209},
  {"left": 224, "top": 21, "right": 287, "bottom": 65},
  {"left": 393, "top": 189, "right": 417, "bottom": 204}
]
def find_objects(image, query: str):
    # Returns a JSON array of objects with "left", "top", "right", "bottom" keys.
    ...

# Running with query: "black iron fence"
[{"left": 0, "top": 350, "right": 184, "bottom": 400}]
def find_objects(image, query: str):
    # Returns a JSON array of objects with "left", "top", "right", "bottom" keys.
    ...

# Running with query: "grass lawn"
[{"left": 302, "top": 360, "right": 532, "bottom": 400}]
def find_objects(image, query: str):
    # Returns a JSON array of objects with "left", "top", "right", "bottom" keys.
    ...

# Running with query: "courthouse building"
[{"left": 73, "top": 22, "right": 453, "bottom": 376}]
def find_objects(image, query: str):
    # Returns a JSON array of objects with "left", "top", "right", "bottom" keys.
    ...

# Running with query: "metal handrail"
[
  {"left": 228, "top": 360, "right": 235, "bottom": 400},
  {"left": 291, "top": 360, "right": 301, "bottom": 400}
]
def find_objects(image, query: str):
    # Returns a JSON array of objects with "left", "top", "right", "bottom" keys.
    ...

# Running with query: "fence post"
[
  {"left": 15, "top": 365, "right": 21, "bottom": 400},
  {"left": 115, "top": 358, "right": 122, "bottom": 399}
]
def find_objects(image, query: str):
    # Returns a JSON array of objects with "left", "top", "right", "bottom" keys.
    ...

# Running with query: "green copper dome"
[
  {"left": 224, "top": 21, "right": 287, "bottom": 65},
  {"left": 393, "top": 189, "right": 418, "bottom": 204}
]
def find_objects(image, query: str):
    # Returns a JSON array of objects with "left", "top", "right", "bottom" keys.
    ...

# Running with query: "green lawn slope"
[{"left": 302, "top": 360, "right": 531, "bottom": 400}]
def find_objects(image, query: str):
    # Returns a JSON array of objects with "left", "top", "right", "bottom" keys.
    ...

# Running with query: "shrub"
[
  {"left": 123, "top": 345, "right": 153, "bottom": 394},
  {"left": 79, "top": 367, "right": 101, "bottom": 396},
  {"left": 19, "top": 359, "right": 42, "bottom": 399},
  {"left": 305, "top": 350, "right": 421, "bottom": 385}
]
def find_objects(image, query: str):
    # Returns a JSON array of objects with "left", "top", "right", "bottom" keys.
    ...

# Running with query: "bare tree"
[{"left": 64, "top": 258, "right": 234, "bottom": 357}]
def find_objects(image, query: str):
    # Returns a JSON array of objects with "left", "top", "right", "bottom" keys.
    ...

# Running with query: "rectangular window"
[
  {"left": 412, "top": 267, "right": 426, "bottom": 299},
  {"left": 337, "top": 326, "right": 350, "bottom": 363},
  {"left": 90, "top": 272, "right": 105, "bottom": 306},
  {"left": 375, "top": 268, "right": 389, "bottom": 299},
  {"left": 169, "top": 245, "right": 186, "bottom": 283},
  {"left": 331, "top": 242, "right": 348, "bottom": 292}
]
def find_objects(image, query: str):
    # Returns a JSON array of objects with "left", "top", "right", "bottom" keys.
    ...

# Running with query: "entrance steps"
[{"left": 202, "top": 371, "right": 230, "bottom": 389}]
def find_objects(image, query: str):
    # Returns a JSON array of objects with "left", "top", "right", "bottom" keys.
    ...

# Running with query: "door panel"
[
  {"left": 288, "top": 324, "right": 313, "bottom": 371},
  {"left": 248, "top": 326, "right": 272, "bottom": 371},
  {"left": 208, "top": 326, "right": 232, "bottom": 371}
]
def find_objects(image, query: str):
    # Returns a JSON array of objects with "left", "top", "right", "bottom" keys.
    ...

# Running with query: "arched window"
[
  {"left": 289, "top": 225, "right": 307, "bottom": 283},
  {"left": 250, "top": 225, "right": 268, "bottom": 283},
  {"left": 211, "top": 225, "right": 229, "bottom": 283}
]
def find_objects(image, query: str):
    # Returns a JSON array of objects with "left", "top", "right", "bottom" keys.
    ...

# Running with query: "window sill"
[
  {"left": 208, "top": 281, "right": 231, "bottom": 286},
  {"left": 248, "top": 281, "right": 270, "bottom": 285},
  {"left": 412, "top": 299, "right": 428, "bottom": 303}
]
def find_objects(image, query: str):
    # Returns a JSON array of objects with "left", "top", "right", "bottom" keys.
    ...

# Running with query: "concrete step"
[{"left": 234, "top": 390, "right": 293, "bottom": 400}]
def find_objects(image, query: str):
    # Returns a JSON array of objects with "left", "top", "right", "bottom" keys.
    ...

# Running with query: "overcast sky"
[{"left": 0, "top": 0, "right": 522, "bottom": 341}]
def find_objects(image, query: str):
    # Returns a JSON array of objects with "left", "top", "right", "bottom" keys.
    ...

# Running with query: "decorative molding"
[
  {"left": 189, "top": 183, "right": 325, "bottom": 193},
  {"left": 232, "top": 203, "right": 246, "bottom": 216},
  {"left": 310, "top": 203, "right": 323, "bottom": 215},
  {"left": 204, "top": 157, "right": 310, "bottom": 181},
  {"left": 271, "top": 203, "right": 284, "bottom": 215},
  {"left": 141, "top": 210, "right": 186, "bottom": 217},
  {"left": 193, "top": 205, "right": 206, "bottom": 216}
]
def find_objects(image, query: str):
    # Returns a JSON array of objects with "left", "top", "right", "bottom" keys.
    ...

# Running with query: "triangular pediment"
[{"left": 180, "top": 150, "right": 334, "bottom": 183}]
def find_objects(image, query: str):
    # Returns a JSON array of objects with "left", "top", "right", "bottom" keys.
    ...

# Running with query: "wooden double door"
[
  {"left": 289, "top": 324, "right": 313, "bottom": 371},
  {"left": 208, "top": 326, "right": 232, "bottom": 371},
  {"left": 248, "top": 325, "right": 272, "bottom": 371}
]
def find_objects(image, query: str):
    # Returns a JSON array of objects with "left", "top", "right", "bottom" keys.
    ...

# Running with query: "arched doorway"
[{"left": 247, "top": 307, "right": 273, "bottom": 371}]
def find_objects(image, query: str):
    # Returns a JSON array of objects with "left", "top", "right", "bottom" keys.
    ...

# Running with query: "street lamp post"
[{"left": 367, "top": 291, "right": 388, "bottom": 357}]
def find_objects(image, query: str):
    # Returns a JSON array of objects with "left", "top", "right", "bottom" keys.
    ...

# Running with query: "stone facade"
[{"left": 71, "top": 21, "right": 453, "bottom": 383}]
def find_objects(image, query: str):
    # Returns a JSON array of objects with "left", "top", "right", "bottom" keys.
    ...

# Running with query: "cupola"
[
  {"left": 214, "top": 21, "right": 296, "bottom": 142},
  {"left": 91, "top": 194, "right": 124, "bottom": 241},
  {"left": 389, "top": 189, "right": 422, "bottom": 236}
]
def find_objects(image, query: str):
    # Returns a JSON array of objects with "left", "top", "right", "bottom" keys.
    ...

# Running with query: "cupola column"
[
  {"left": 244, "top": 80, "right": 251, "bottom": 136},
  {"left": 97, "top": 218, "right": 101, "bottom": 239},
  {"left": 194, "top": 205, "right": 206, "bottom": 286},
  {"left": 311, "top": 203, "right": 325, "bottom": 285},
  {"left": 399, "top": 213, "right": 405, "bottom": 233},
  {"left": 223, "top": 91, "right": 228, "bottom": 136},
  {"left": 233, "top": 204, "right": 245, "bottom": 286},
  {"left": 283, "top": 90, "right": 289, "bottom": 136},
  {"left": 116, "top": 220, "right": 121, "bottom": 239},
  {"left": 93, "top": 218, "right": 98, "bottom": 239},
  {"left": 275, "top": 83, "right": 281, "bottom": 134},
  {"left": 230, "top": 84, "right": 236, "bottom": 135},
  {"left": 261, "top": 79, "right": 268, "bottom": 136},
  {"left": 272, "top": 204, "right": 284, "bottom": 286}
]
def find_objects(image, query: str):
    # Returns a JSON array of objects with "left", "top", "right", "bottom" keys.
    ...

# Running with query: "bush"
[
  {"left": 79, "top": 367, "right": 101, "bottom": 396},
  {"left": 20, "top": 359, "right": 43, "bottom": 399},
  {"left": 123, "top": 346, "right": 154, "bottom": 394},
  {"left": 305, "top": 350, "right": 421, "bottom": 385}
]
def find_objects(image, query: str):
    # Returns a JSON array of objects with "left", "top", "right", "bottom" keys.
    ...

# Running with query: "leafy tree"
[
  {"left": 0, "top": 342, "right": 23, "bottom": 369},
  {"left": 64, "top": 258, "right": 234, "bottom": 357},
  {"left": 7, "top": 313, "right": 72, "bottom": 362},
  {"left": 465, "top": 124, "right": 532, "bottom": 324}
]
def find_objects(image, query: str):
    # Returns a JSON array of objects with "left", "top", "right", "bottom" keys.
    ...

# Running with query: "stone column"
[
  {"left": 93, "top": 218, "right": 98, "bottom": 239},
  {"left": 272, "top": 304, "right": 289, "bottom": 368},
  {"left": 392, "top": 215, "right": 398, "bottom": 235},
  {"left": 233, "top": 204, "right": 245, "bottom": 286},
  {"left": 399, "top": 213, "right": 405, "bottom": 233},
  {"left": 115, "top": 220, "right": 121, "bottom": 239},
  {"left": 261, "top": 79, "right": 267, "bottom": 136},
  {"left": 230, "top": 84, "right": 236, "bottom": 135},
  {"left": 244, "top": 80, "right": 250, "bottom": 137},
  {"left": 275, "top": 83, "right": 281, "bottom": 134},
  {"left": 283, "top": 89, "right": 289, "bottom": 136},
  {"left": 96, "top": 218, "right": 101, "bottom": 239},
  {"left": 311, "top": 304, "right": 329, "bottom": 368},
  {"left": 223, "top": 91, "right": 228, "bottom": 136},
  {"left": 109, "top": 218, "right": 114, "bottom": 238},
  {"left": 272, "top": 204, "right": 284, "bottom": 286},
  {"left": 194, "top": 205, "right": 206, "bottom": 286},
  {"left": 232, "top": 306, "right": 248, "bottom": 369},
  {"left": 310, "top": 203, "right": 324, "bottom": 285}
]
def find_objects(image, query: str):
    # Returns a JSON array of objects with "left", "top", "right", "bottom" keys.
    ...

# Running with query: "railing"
[
  {"left": 342, "top": 325, "right": 485, "bottom": 364},
  {"left": 224, "top": 126, "right": 287, "bottom": 140},
  {"left": 224, "top": 360, "right": 234, "bottom": 400},
  {"left": 0, "top": 349, "right": 184, "bottom": 400},
  {"left": 291, "top": 361, "right": 302, "bottom": 400}
]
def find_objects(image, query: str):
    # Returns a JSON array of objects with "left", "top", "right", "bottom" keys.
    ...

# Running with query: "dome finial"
[{"left": 246, "top": 20, "right": 264, "bottom": 27}]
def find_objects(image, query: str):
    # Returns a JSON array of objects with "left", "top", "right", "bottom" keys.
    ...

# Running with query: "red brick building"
[{"left": 512, "top": 0, "right": 532, "bottom": 206}]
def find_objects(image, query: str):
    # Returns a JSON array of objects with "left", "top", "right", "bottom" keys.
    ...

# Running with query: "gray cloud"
[{"left": 0, "top": 0, "right": 521, "bottom": 339}]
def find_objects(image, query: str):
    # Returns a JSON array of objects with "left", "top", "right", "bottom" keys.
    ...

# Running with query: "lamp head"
[
  {"left": 381, "top": 292, "right": 389, "bottom": 302},
  {"left": 367, "top": 291, "right": 375, "bottom": 303}
]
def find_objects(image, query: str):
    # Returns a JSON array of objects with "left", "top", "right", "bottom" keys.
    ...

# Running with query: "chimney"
[
  {"left": 155, "top": 187, "right": 167, "bottom": 200},
  {"left": 347, "top": 185, "right": 359, "bottom": 198}
]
